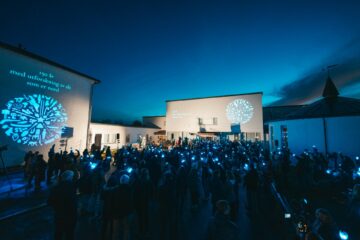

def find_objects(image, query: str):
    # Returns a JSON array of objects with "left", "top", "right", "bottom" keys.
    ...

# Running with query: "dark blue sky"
[{"left": 1, "top": 0, "right": 360, "bottom": 122}]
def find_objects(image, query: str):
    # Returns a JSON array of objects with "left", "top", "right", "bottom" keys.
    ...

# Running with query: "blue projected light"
[
  {"left": 226, "top": 98, "right": 254, "bottom": 124},
  {"left": 0, "top": 94, "right": 67, "bottom": 146}
]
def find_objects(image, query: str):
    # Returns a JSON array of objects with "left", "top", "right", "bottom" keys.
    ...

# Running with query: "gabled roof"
[
  {"left": 270, "top": 77, "right": 360, "bottom": 121},
  {"left": 322, "top": 76, "right": 339, "bottom": 98},
  {"left": 263, "top": 105, "right": 306, "bottom": 123},
  {"left": 0, "top": 41, "right": 101, "bottom": 84},
  {"left": 166, "top": 92, "right": 263, "bottom": 102},
  {"left": 285, "top": 96, "right": 360, "bottom": 119}
]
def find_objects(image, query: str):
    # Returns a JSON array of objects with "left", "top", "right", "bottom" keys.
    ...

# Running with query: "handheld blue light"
[
  {"left": 339, "top": 230, "right": 349, "bottom": 240},
  {"left": 244, "top": 163, "right": 249, "bottom": 171},
  {"left": 127, "top": 167, "right": 133, "bottom": 174},
  {"left": 356, "top": 156, "right": 359, "bottom": 160},
  {"left": 304, "top": 198, "right": 308, "bottom": 204},
  {"left": 90, "top": 162, "right": 98, "bottom": 170},
  {"left": 326, "top": 169, "right": 332, "bottom": 174}
]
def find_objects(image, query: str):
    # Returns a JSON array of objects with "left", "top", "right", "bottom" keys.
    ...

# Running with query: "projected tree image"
[
  {"left": 226, "top": 98, "right": 254, "bottom": 124},
  {"left": 0, "top": 94, "right": 67, "bottom": 146}
]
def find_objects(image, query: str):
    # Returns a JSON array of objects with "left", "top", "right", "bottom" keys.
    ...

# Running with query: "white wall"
[
  {"left": 89, "top": 123, "right": 159, "bottom": 149},
  {"left": 0, "top": 46, "right": 95, "bottom": 166},
  {"left": 143, "top": 116, "right": 166, "bottom": 129},
  {"left": 166, "top": 93, "right": 263, "bottom": 138},
  {"left": 326, "top": 116, "right": 360, "bottom": 157},
  {"left": 269, "top": 116, "right": 360, "bottom": 157}
]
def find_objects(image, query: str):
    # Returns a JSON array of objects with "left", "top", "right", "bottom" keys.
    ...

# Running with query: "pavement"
[
  {"left": 0, "top": 171, "right": 50, "bottom": 221},
  {"left": 0, "top": 171, "right": 282, "bottom": 240}
]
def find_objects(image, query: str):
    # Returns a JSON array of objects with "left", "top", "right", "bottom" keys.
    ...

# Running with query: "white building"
[
  {"left": 165, "top": 93, "right": 264, "bottom": 141},
  {"left": 89, "top": 122, "right": 160, "bottom": 150},
  {"left": 268, "top": 78, "right": 360, "bottom": 157},
  {"left": 0, "top": 42, "right": 99, "bottom": 166}
]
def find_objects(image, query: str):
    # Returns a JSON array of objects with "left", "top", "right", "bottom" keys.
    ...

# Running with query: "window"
[
  {"left": 102, "top": 134, "right": 109, "bottom": 144},
  {"left": 110, "top": 134, "right": 116, "bottom": 143},
  {"left": 198, "top": 118, "right": 203, "bottom": 125},
  {"left": 281, "top": 125, "right": 288, "bottom": 148},
  {"left": 213, "top": 117, "right": 218, "bottom": 125},
  {"left": 102, "top": 134, "right": 116, "bottom": 144}
]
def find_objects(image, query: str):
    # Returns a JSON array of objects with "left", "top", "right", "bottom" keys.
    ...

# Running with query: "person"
[
  {"left": 158, "top": 171, "right": 177, "bottom": 240},
  {"left": 112, "top": 174, "right": 134, "bottom": 240},
  {"left": 48, "top": 170, "right": 77, "bottom": 240},
  {"left": 101, "top": 176, "right": 117, "bottom": 240},
  {"left": 311, "top": 208, "right": 339, "bottom": 240},
  {"left": 47, "top": 145, "right": 56, "bottom": 184},
  {"left": 188, "top": 167, "right": 200, "bottom": 209},
  {"left": 347, "top": 184, "right": 360, "bottom": 238},
  {"left": 133, "top": 168, "right": 152, "bottom": 238},
  {"left": 23, "top": 151, "right": 33, "bottom": 178},
  {"left": 206, "top": 200, "right": 240, "bottom": 240},
  {"left": 243, "top": 164, "right": 259, "bottom": 214},
  {"left": 176, "top": 166, "right": 187, "bottom": 215},
  {"left": 34, "top": 154, "right": 47, "bottom": 190}
]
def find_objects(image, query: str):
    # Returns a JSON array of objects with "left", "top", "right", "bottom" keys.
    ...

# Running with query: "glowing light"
[
  {"left": 339, "top": 230, "right": 349, "bottom": 240},
  {"left": 90, "top": 162, "right": 98, "bottom": 170},
  {"left": 356, "top": 156, "right": 359, "bottom": 160},
  {"left": 0, "top": 94, "right": 67, "bottom": 146},
  {"left": 225, "top": 98, "right": 254, "bottom": 124},
  {"left": 181, "top": 159, "right": 186, "bottom": 164},
  {"left": 292, "top": 154, "right": 296, "bottom": 157},
  {"left": 191, "top": 156, "right": 196, "bottom": 161},
  {"left": 213, "top": 157, "right": 219, "bottom": 162},
  {"left": 304, "top": 198, "right": 308, "bottom": 204},
  {"left": 244, "top": 163, "right": 249, "bottom": 171},
  {"left": 127, "top": 167, "right": 133, "bottom": 174},
  {"left": 326, "top": 169, "right": 332, "bottom": 174},
  {"left": 161, "top": 154, "right": 165, "bottom": 158}
]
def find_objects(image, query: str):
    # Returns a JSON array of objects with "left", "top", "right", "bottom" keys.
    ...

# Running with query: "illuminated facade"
[{"left": 0, "top": 42, "right": 99, "bottom": 166}]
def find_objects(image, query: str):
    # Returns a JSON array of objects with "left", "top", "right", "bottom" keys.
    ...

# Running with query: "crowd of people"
[
  {"left": 22, "top": 138, "right": 360, "bottom": 240},
  {"left": 270, "top": 145, "right": 360, "bottom": 240}
]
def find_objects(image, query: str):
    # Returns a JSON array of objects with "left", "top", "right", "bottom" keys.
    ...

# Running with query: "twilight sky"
[{"left": 1, "top": 0, "right": 360, "bottom": 122}]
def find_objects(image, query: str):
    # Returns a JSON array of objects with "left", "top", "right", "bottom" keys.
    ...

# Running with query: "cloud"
[{"left": 270, "top": 38, "right": 360, "bottom": 106}]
